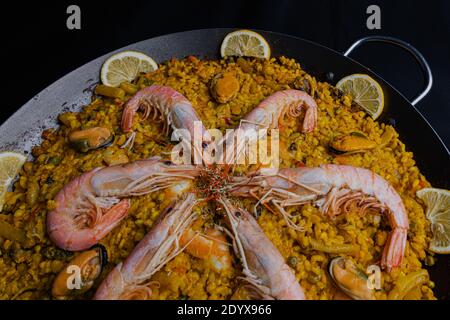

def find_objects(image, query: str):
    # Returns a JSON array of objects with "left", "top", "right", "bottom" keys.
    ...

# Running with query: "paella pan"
[{"left": 0, "top": 29, "right": 448, "bottom": 300}]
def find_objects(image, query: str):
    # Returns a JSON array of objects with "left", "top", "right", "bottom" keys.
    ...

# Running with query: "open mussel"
[
  {"left": 52, "top": 244, "right": 108, "bottom": 299},
  {"left": 329, "top": 132, "right": 376, "bottom": 156},
  {"left": 328, "top": 257, "right": 375, "bottom": 300},
  {"left": 209, "top": 72, "right": 240, "bottom": 104},
  {"left": 69, "top": 127, "right": 114, "bottom": 153}
]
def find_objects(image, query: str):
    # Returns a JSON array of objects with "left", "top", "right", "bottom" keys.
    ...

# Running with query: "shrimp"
[
  {"left": 121, "top": 85, "right": 211, "bottom": 152},
  {"left": 179, "top": 227, "right": 233, "bottom": 273},
  {"left": 218, "top": 197, "right": 306, "bottom": 300},
  {"left": 231, "top": 164, "right": 409, "bottom": 271},
  {"left": 223, "top": 90, "right": 317, "bottom": 164},
  {"left": 94, "top": 194, "right": 198, "bottom": 300},
  {"left": 241, "top": 89, "right": 318, "bottom": 133},
  {"left": 47, "top": 157, "right": 199, "bottom": 251}
]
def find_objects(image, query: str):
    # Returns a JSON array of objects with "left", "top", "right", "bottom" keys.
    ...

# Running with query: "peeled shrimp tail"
[{"left": 180, "top": 227, "right": 233, "bottom": 273}]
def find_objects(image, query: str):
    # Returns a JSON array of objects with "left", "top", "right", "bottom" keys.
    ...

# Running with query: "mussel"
[
  {"left": 69, "top": 127, "right": 114, "bottom": 153},
  {"left": 328, "top": 257, "right": 375, "bottom": 300},
  {"left": 329, "top": 132, "right": 376, "bottom": 156},
  {"left": 209, "top": 72, "right": 240, "bottom": 104},
  {"left": 51, "top": 245, "right": 107, "bottom": 299}
]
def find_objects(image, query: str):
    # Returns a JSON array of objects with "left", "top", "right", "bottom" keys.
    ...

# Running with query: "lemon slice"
[
  {"left": 0, "top": 152, "right": 27, "bottom": 212},
  {"left": 101, "top": 51, "right": 158, "bottom": 87},
  {"left": 220, "top": 29, "right": 270, "bottom": 59},
  {"left": 336, "top": 74, "right": 384, "bottom": 120},
  {"left": 416, "top": 188, "right": 450, "bottom": 254}
]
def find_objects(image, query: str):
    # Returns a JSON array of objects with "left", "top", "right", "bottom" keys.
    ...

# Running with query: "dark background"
[{"left": 1, "top": 0, "right": 449, "bottom": 148}]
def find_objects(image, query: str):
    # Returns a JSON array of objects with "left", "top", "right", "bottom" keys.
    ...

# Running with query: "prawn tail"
[
  {"left": 94, "top": 263, "right": 126, "bottom": 300},
  {"left": 121, "top": 104, "right": 136, "bottom": 133},
  {"left": 381, "top": 227, "right": 407, "bottom": 271},
  {"left": 301, "top": 103, "right": 317, "bottom": 133}
]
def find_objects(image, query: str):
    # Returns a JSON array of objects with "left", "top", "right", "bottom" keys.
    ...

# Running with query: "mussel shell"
[
  {"left": 329, "top": 132, "right": 376, "bottom": 156},
  {"left": 91, "top": 244, "right": 108, "bottom": 270},
  {"left": 329, "top": 146, "right": 349, "bottom": 156},
  {"left": 329, "top": 147, "right": 367, "bottom": 156},
  {"left": 328, "top": 257, "right": 375, "bottom": 300},
  {"left": 51, "top": 245, "right": 107, "bottom": 299},
  {"left": 69, "top": 127, "right": 114, "bottom": 153},
  {"left": 348, "top": 131, "right": 368, "bottom": 138}
]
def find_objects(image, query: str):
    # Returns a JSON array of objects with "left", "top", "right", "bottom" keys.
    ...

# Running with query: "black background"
[
  {"left": 1, "top": 0, "right": 449, "bottom": 148},
  {"left": 0, "top": 300, "right": 447, "bottom": 318}
]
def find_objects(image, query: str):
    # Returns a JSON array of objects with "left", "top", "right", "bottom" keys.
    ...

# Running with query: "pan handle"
[{"left": 344, "top": 36, "right": 433, "bottom": 106}]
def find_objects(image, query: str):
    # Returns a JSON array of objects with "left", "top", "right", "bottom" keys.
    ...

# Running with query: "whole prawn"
[
  {"left": 224, "top": 90, "right": 318, "bottom": 164},
  {"left": 219, "top": 197, "right": 306, "bottom": 300},
  {"left": 94, "top": 194, "right": 198, "bottom": 300},
  {"left": 121, "top": 85, "right": 211, "bottom": 154},
  {"left": 47, "top": 157, "right": 199, "bottom": 251},
  {"left": 241, "top": 89, "right": 318, "bottom": 133},
  {"left": 231, "top": 164, "right": 409, "bottom": 271}
]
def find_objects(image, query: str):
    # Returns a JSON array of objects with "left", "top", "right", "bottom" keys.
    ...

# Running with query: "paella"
[{"left": 0, "top": 30, "right": 448, "bottom": 300}]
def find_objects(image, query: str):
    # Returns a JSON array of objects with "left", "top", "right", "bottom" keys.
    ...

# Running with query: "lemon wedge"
[
  {"left": 336, "top": 74, "right": 384, "bottom": 120},
  {"left": 220, "top": 30, "right": 270, "bottom": 59},
  {"left": 0, "top": 152, "right": 27, "bottom": 212},
  {"left": 416, "top": 188, "right": 450, "bottom": 254},
  {"left": 101, "top": 51, "right": 158, "bottom": 87}
]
